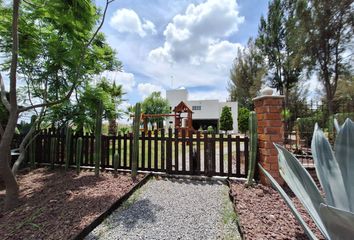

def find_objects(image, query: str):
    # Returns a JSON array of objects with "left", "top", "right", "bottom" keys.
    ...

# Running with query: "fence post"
[
  {"left": 166, "top": 128, "right": 172, "bottom": 174},
  {"left": 253, "top": 94, "right": 285, "bottom": 185}
]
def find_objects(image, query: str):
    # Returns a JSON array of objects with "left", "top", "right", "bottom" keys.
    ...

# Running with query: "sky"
[{"left": 95, "top": 0, "right": 269, "bottom": 108}]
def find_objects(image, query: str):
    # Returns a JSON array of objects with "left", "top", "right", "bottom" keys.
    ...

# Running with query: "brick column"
[{"left": 253, "top": 95, "right": 285, "bottom": 185}]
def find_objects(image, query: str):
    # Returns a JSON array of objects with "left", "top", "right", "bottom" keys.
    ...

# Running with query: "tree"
[
  {"left": 229, "top": 38, "right": 265, "bottom": 109},
  {"left": 45, "top": 78, "right": 125, "bottom": 134},
  {"left": 297, "top": 0, "right": 353, "bottom": 116},
  {"left": 0, "top": 0, "right": 115, "bottom": 210},
  {"left": 256, "top": 0, "right": 305, "bottom": 107},
  {"left": 238, "top": 107, "right": 250, "bottom": 133},
  {"left": 219, "top": 106, "right": 233, "bottom": 132},
  {"left": 141, "top": 92, "right": 170, "bottom": 129}
]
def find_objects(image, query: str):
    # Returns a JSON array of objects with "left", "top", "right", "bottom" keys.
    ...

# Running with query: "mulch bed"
[
  {"left": 230, "top": 181, "right": 325, "bottom": 240},
  {"left": 0, "top": 168, "right": 144, "bottom": 240}
]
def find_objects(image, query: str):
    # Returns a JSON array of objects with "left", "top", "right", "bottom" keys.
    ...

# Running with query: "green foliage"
[
  {"left": 0, "top": 0, "right": 121, "bottom": 131},
  {"left": 281, "top": 108, "right": 291, "bottom": 121},
  {"left": 94, "top": 100, "right": 103, "bottom": 176},
  {"left": 207, "top": 126, "right": 214, "bottom": 134},
  {"left": 261, "top": 119, "right": 354, "bottom": 239},
  {"left": 76, "top": 137, "right": 83, "bottom": 175},
  {"left": 220, "top": 106, "right": 233, "bottom": 132},
  {"left": 297, "top": 0, "right": 353, "bottom": 116},
  {"left": 335, "top": 113, "right": 354, "bottom": 126},
  {"left": 246, "top": 112, "right": 257, "bottom": 186},
  {"left": 256, "top": 0, "right": 304, "bottom": 103},
  {"left": 229, "top": 38, "right": 264, "bottom": 109},
  {"left": 141, "top": 92, "right": 170, "bottom": 128},
  {"left": 118, "top": 126, "right": 130, "bottom": 135},
  {"left": 131, "top": 103, "right": 141, "bottom": 179},
  {"left": 46, "top": 78, "right": 125, "bottom": 133},
  {"left": 297, "top": 113, "right": 324, "bottom": 146},
  {"left": 238, "top": 107, "right": 250, "bottom": 133}
]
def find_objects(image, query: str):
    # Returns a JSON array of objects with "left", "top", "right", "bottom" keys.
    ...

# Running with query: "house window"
[{"left": 192, "top": 106, "right": 201, "bottom": 110}]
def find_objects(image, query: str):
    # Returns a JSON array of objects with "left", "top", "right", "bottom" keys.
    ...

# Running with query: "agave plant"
[{"left": 259, "top": 118, "right": 354, "bottom": 240}]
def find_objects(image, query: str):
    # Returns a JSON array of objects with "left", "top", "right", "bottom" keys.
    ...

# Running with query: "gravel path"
[{"left": 86, "top": 178, "right": 240, "bottom": 240}]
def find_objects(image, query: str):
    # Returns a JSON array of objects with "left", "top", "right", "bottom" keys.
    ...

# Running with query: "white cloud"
[
  {"left": 206, "top": 40, "right": 243, "bottom": 67},
  {"left": 137, "top": 83, "right": 166, "bottom": 99},
  {"left": 100, "top": 71, "right": 136, "bottom": 92},
  {"left": 110, "top": 8, "right": 156, "bottom": 37},
  {"left": 148, "top": 0, "right": 244, "bottom": 64}
]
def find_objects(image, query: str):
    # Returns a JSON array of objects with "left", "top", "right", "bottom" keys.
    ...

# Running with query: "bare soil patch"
[
  {"left": 230, "top": 181, "right": 324, "bottom": 240},
  {"left": 0, "top": 168, "right": 144, "bottom": 240}
]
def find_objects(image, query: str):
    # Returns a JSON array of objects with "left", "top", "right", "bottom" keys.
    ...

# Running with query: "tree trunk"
[{"left": 0, "top": 112, "right": 20, "bottom": 210}]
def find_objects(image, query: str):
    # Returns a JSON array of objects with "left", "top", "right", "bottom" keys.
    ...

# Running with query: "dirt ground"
[
  {"left": 0, "top": 168, "right": 144, "bottom": 240},
  {"left": 230, "top": 181, "right": 324, "bottom": 240}
]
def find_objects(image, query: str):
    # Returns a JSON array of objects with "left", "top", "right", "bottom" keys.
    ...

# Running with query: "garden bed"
[
  {"left": 0, "top": 168, "right": 145, "bottom": 240},
  {"left": 229, "top": 181, "right": 324, "bottom": 239}
]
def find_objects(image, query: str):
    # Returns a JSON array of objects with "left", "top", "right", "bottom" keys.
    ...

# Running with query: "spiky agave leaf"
[
  {"left": 319, "top": 204, "right": 354, "bottom": 239},
  {"left": 259, "top": 164, "right": 318, "bottom": 240},
  {"left": 274, "top": 144, "right": 329, "bottom": 239},
  {"left": 312, "top": 124, "right": 349, "bottom": 211},
  {"left": 334, "top": 119, "right": 354, "bottom": 212}
]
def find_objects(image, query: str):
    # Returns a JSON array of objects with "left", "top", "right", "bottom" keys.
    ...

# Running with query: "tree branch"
[
  {"left": 0, "top": 72, "right": 11, "bottom": 111},
  {"left": 17, "top": 0, "right": 114, "bottom": 114}
]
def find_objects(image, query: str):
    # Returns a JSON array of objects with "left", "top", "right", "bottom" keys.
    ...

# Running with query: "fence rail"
[{"left": 23, "top": 128, "right": 249, "bottom": 178}]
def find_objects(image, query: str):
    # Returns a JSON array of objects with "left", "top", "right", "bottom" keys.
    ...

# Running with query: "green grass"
[{"left": 220, "top": 187, "right": 240, "bottom": 240}]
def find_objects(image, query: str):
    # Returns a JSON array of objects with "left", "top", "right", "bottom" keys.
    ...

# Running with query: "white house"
[{"left": 166, "top": 88, "right": 238, "bottom": 133}]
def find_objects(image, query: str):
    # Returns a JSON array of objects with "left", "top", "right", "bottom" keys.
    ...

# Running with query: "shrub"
[
  {"left": 207, "top": 126, "right": 214, "bottom": 134},
  {"left": 220, "top": 106, "right": 233, "bottom": 132},
  {"left": 238, "top": 107, "right": 250, "bottom": 133}
]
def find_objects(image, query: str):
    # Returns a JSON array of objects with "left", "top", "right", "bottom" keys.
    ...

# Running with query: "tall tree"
[
  {"left": 297, "top": 0, "right": 353, "bottom": 116},
  {"left": 229, "top": 38, "right": 265, "bottom": 109},
  {"left": 219, "top": 106, "right": 233, "bottom": 132},
  {"left": 0, "top": 0, "right": 115, "bottom": 210},
  {"left": 141, "top": 92, "right": 170, "bottom": 129},
  {"left": 256, "top": 0, "right": 305, "bottom": 107}
]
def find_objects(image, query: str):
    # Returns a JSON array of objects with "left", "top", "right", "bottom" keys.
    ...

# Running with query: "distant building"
[{"left": 166, "top": 88, "right": 238, "bottom": 133}]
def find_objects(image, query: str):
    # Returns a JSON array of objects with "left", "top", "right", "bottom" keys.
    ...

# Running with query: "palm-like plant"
[{"left": 260, "top": 118, "right": 354, "bottom": 240}]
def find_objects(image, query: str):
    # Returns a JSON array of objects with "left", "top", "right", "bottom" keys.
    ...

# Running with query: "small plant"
[
  {"left": 260, "top": 118, "right": 354, "bottom": 239},
  {"left": 207, "top": 125, "right": 214, "bottom": 134},
  {"left": 119, "top": 126, "right": 130, "bottom": 135}
]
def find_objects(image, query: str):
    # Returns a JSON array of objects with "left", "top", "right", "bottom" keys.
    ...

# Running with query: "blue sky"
[{"left": 95, "top": 0, "right": 269, "bottom": 108}]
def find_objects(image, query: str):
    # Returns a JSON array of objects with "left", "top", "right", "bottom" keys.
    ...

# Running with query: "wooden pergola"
[
  {"left": 173, "top": 101, "right": 193, "bottom": 134},
  {"left": 139, "top": 101, "right": 194, "bottom": 133}
]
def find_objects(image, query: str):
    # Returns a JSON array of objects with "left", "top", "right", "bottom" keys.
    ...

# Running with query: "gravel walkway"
[{"left": 86, "top": 178, "right": 240, "bottom": 240}]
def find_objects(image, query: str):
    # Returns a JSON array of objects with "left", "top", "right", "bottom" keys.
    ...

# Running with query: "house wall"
[{"left": 165, "top": 89, "right": 238, "bottom": 133}]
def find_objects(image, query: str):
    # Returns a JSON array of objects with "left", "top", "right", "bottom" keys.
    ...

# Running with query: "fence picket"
[{"left": 13, "top": 128, "right": 248, "bottom": 178}]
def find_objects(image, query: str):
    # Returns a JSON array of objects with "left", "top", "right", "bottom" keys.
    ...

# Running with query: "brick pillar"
[{"left": 253, "top": 95, "right": 285, "bottom": 185}]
